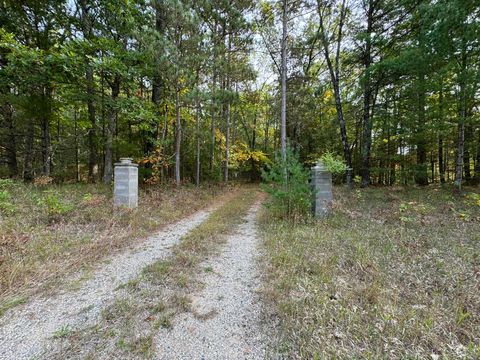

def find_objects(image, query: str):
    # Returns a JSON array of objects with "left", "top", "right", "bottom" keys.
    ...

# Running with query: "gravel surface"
[
  {"left": 0, "top": 207, "right": 218, "bottom": 360},
  {"left": 155, "top": 202, "right": 266, "bottom": 359}
]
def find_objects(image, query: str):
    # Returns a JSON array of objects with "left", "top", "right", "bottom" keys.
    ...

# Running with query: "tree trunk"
[
  {"left": 23, "top": 118, "right": 35, "bottom": 182},
  {"left": 438, "top": 83, "right": 445, "bottom": 183},
  {"left": 175, "top": 79, "right": 181, "bottom": 186},
  {"left": 317, "top": 0, "right": 352, "bottom": 188},
  {"left": 1, "top": 94, "right": 18, "bottom": 177},
  {"left": 463, "top": 125, "right": 472, "bottom": 181},
  {"left": 439, "top": 137, "right": 445, "bottom": 183},
  {"left": 210, "top": 20, "right": 218, "bottom": 173},
  {"left": 224, "top": 33, "right": 232, "bottom": 183},
  {"left": 74, "top": 108, "right": 80, "bottom": 182},
  {"left": 196, "top": 99, "right": 201, "bottom": 187},
  {"left": 280, "top": 0, "right": 288, "bottom": 162},
  {"left": 250, "top": 109, "right": 258, "bottom": 182},
  {"left": 41, "top": 86, "right": 52, "bottom": 176},
  {"left": 455, "top": 119, "right": 465, "bottom": 189},
  {"left": 79, "top": 0, "right": 98, "bottom": 182},
  {"left": 475, "top": 129, "right": 480, "bottom": 181},
  {"left": 103, "top": 76, "right": 120, "bottom": 184},
  {"left": 149, "top": 0, "right": 167, "bottom": 171},
  {"left": 455, "top": 44, "right": 468, "bottom": 190},
  {"left": 415, "top": 71, "right": 428, "bottom": 186},
  {"left": 360, "top": 0, "right": 374, "bottom": 188},
  {"left": 86, "top": 66, "right": 97, "bottom": 182}
]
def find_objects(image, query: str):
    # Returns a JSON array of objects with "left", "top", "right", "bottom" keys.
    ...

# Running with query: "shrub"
[
  {"left": 42, "top": 192, "right": 74, "bottom": 219},
  {"left": 261, "top": 147, "right": 311, "bottom": 220},
  {"left": 319, "top": 152, "right": 347, "bottom": 174},
  {"left": 0, "top": 189, "right": 16, "bottom": 214}
]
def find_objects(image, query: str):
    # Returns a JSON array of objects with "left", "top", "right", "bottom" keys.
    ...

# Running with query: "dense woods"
[{"left": 0, "top": 0, "right": 479, "bottom": 187}]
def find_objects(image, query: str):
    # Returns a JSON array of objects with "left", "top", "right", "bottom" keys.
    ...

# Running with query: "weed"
[
  {"left": 0, "top": 297, "right": 26, "bottom": 316},
  {"left": 0, "top": 189, "right": 16, "bottom": 214},
  {"left": 53, "top": 325, "right": 72, "bottom": 339},
  {"left": 153, "top": 314, "right": 173, "bottom": 330}
]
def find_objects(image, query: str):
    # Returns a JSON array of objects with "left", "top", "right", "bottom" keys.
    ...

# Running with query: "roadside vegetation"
[
  {"left": 47, "top": 186, "right": 259, "bottom": 358},
  {"left": 261, "top": 186, "right": 480, "bottom": 359},
  {"left": 0, "top": 178, "right": 227, "bottom": 313}
]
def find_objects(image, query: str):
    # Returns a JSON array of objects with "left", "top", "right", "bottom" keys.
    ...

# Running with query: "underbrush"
[
  {"left": 261, "top": 186, "right": 480, "bottom": 359},
  {"left": 0, "top": 180, "right": 228, "bottom": 310}
]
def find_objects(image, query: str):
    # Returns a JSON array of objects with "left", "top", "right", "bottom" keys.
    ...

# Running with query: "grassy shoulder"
[
  {"left": 0, "top": 179, "right": 229, "bottom": 311},
  {"left": 260, "top": 186, "right": 480, "bottom": 359},
  {"left": 47, "top": 185, "right": 260, "bottom": 359}
]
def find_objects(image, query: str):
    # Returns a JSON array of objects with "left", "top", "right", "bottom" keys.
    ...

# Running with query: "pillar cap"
[
  {"left": 115, "top": 158, "right": 138, "bottom": 167},
  {"left": 312, "top": 160, "right": 327, "bottom": 171}
]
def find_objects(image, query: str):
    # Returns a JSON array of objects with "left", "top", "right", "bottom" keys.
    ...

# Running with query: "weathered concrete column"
[
  {"left": 311, "top": 160, "right": 333, "bottom": 217},
  {"left": 114, "top": 158, "right": 138, "bottom": 208}
]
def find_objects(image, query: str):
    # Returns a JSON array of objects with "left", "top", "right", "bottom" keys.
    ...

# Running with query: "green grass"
[
  {"left": 52, "top": 325, "right": 73, "bottom": 339},
  {"left": 0, "top": 180, "right": 228, "bottom": 312},
  {"left": 261, "top": 185, "right": 480, "bottom": 359},
  {"left": 0, "top": 296, "right": 27, "bottom": 317}
]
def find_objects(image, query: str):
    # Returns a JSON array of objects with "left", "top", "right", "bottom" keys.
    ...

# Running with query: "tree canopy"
[{"left": 0, "top": 0, "right": 479, "bottom": 188}]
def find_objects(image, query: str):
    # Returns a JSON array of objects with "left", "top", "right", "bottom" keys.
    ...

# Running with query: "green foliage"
[
  {"left": 319, "top": 152, "right": 348, "bottom": 175},
  {"left": 262, "top": 148, "right": 311, "bottom": 220},
  {"left": 0, "top": 179, "right": 16, "bottom": 214},
  {"left": 42, "top": 192, "right": 74, "bottom": 219},
  {"left": 0, "top": 179, "right": 15, "bottom": 189}
]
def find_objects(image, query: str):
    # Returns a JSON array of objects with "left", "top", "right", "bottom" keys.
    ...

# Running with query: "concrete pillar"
[
  {"left": 114, "top": 158, "right": 138, "bottom": 208},
  {"left": 311, "top": 160, "right": 333, "bottom": 217}
]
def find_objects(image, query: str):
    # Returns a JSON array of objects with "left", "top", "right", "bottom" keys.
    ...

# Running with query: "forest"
[{"left": 0, "top": 0, "right": 479, "bottom": 187}]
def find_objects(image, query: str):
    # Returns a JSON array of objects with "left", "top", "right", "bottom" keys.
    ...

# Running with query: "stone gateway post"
[
  {"left": 114, "top": 158, "right": 138, "bottom": 208},
  {"left": 311, "top": 160, "right": 333, "bottom": 217}
]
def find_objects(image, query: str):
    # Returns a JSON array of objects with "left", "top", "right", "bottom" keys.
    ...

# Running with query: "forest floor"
[
  {"left": 261, "top": 185, "right": 480, "bottom": 359},
  {"left": 0, "top": 184, "right": 266, "bottom": 359}
]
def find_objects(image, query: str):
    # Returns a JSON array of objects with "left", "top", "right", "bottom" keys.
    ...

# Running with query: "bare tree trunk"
[
  {"left": 79, "top": 0, "right": 98, "bottom": 182},
  {"left": 86, "top": 67, "right": 97, "bottom": 182},
  {"left": 360, "top": 0, "right": 374, "bottom": 187},
  {"left": 74, "top": 107, "right": 80, "bottom": 182},
  {"left": 455, "top": 45, "right": 468, "bottom": 190},
  {"left": 464, "top": 124, "right": 472, "bottom": 181},
  {"left": 23, "top": 118, "right": 35, "bottom": 182},
  {"left": 224, "top": 33, "right": 232, "bottom": 183},
  {"left": 455, "top": 119, "right": 465, "bottom": 189},
  {"left": 224, "top": 100, "right": 230, "bottom": 182},
  {"left": 41, "top": 86, "right": 52, "bottom": 176},
  {"left": 280, "top": 0, "right": 288, "bottom": 162},
  {"left": 196, "top": 99, "right": 201, "bottom": 187},
  {"left": 438, "top": 83, "right": 445, "bottom": 183},
  {"left": 175, "top": 78, "right": 181, "bottom": 186},
  {"left": 210, "top": 20, "right": 219, "bottom": 173},
  {"left": 1, "top": 95, "right": 18, "bottom": 177},
  {"left": 439, "top": 137, "right": 445, "bottom": 183},
  {"left": 149, "top": 0, "right": 167, "bottom": 176},
  {"left": 475, "top": 129, "right": 480, "bottom": 181},
  {"left": 103, "top": 76, "right": 120, "bottom": 184},
  {"left": 317, "top": 0, "right": 352, "bottom": 187},
  {"left": 415, "top": 71, "right": 428, "bottom": 186}
]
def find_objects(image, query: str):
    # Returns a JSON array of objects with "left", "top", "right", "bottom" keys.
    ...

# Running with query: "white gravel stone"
[
  {"left": 0, "top": 207, "right": 218, "bottom": 360},
  {"left": 155, "top": 202, "right": 266, "bottom": 359}
]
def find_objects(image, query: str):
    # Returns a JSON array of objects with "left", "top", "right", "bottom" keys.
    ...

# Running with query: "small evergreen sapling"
[{"left": 261, "top": 148, "right": 311, "bottom": 219}]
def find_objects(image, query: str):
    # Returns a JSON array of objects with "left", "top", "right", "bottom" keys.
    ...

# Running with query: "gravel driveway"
[
  {"left": 155, "top": 202, "right": 266, "bottom": 359},
  {"left": 0, "top": 206, "right": 218, "bottom": 360}
]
